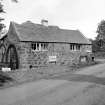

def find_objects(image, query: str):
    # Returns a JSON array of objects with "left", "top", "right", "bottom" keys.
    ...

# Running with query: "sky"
[{"left": 2, "top": 0, "right": 105, "bottom": 39}]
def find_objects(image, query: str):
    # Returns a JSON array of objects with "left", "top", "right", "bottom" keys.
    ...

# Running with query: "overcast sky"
[{"left": 2, "top": 0, "right": 105, "bottom": 39}]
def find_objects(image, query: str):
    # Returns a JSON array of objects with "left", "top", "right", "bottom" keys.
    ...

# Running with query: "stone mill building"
[{"left": 0, "top": 20, "right": 92, "bottom": 70}]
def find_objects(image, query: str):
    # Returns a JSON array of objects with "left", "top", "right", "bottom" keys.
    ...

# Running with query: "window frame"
[
  {"left": 31, "top": 42, "right": 48, "bottom": 51},
  {"left": 70, "top": 44, "right": 81, "bottom": 51}
]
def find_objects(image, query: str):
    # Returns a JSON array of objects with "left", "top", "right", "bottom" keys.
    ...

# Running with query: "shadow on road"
[{"left": 49, "top": 74, "right": 105, "bottom": 85}]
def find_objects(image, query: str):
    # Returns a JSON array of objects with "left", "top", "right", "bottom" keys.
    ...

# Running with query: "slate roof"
[{"left": 8, "top": 21, "right": 91, "bottom": 44}]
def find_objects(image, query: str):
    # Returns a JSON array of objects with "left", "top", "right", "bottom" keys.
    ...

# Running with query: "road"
[{"left": 1, "top": 63, "right": 105, "bottom": 105}]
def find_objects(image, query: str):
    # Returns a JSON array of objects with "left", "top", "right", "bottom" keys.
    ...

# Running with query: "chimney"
[{"left": 41, "top": 19, "right": 48, "bottom": 26}]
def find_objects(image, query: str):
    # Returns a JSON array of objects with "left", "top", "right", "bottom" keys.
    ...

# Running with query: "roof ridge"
[{"left": 60, "top": 28, "right": 77, "bottom": 31}]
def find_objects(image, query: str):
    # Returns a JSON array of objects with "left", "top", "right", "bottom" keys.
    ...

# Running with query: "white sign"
[
  {"left": 49, "top": 56, "right": 57, "bottom": 62},
  {"left": 2, "top": 67, "right": 11, "bottom": 72},
  {"left": 86, "top": 50, "right": 91, "bottom": 53}
]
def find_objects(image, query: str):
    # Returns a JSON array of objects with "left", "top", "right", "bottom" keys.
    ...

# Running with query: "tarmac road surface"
[{"left": 0, "top": 63, "right": 105, "bottom": 105}]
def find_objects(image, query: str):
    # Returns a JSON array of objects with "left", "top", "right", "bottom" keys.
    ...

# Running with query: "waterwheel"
[
  {"left": 0, "top": 44, "right": 6, "bottom": 63},
  {"left": 6, "top": 45, "right": 19, "bottom": 70}
]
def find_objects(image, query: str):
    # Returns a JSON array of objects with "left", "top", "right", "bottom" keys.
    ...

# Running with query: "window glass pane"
[
  {"left": 37, "top": 43, "right": 39, "bottom": 50},
  {"left": 35, "top": 43, "right": 36, "bottom": 50},
  {"left": 70, "top": 44, "right": 72, "bottom": 50},
  {"left": 44, "top": 43, "right": 48, "bottom": 49},
  {"left": 73, "top": 45, "right": 74, "bottom": 50},
  {"left": 31, "top": 42, "right": 48, "bottom": 51},
  {"left": 31, "top": 43, "right": 36, "bottom": 50}
]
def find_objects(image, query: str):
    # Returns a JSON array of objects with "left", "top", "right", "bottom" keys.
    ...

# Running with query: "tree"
[
  {"left": 96, "top": 20, "right": 105, "bottom": 40},
  {"left": 92, "top": 20, "right": 105, "bottom": 53},
  {"left": 0, "top": 0, "right": 18, "bottom": 32},
  {"left": 0, "top": 1, "right": 5, "bottom": 32}
]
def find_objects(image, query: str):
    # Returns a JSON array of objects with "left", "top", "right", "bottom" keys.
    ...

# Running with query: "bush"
[{"left": 94, "top": 52, "right": 105, "bottom": 58}]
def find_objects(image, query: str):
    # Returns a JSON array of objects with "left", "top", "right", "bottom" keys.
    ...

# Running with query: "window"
[
  {"left": 76, "top": 45, "right": 81, "bottom": 50},
  {"left": 70, "top": 44, "right": 75, "bottom": 50},
  {"left": 37, "top": 43, "right": 39, "bottom": 50},
  {"left": 41, "top": 43, "right": 48, "bottom": 50},
  {"left": 70, "top": 44, "right": 81, "bottom": 51},
  {"left": 31, "top": 43, "right": 36, "bottom": 50},
  {"left": 31, "top": 42, "right": 48, "bottom": 51}
]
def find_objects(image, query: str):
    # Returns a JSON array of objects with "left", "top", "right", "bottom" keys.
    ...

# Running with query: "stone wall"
[
  {"left": 53, "top": 43, "right": 81, "bottom": 65},
  {"left": 17, "top": 42, "right": 92, "bottom": 71},
  {"left": 15, "top": 42, "right": 30, "bottom": 69},
  {"left": 0, "top": 36, "right": 92, "bottom": 72}
]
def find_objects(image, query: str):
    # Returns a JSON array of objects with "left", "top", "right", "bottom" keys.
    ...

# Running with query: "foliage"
[
  {"left": 0, "top": 1, "right": 5, "bottom": 31},
  {"left": 92, "top": 38, "right": 105, "bottom": 52},
  {"left": 97, "top": 20, "right": 105, "bottom": 35},
  {"left": 92, "top": 20, "right": 105, "bottom": 53},
  {"left": 92, "top": 40, "right": 99, "bottom": 52},
  {"left": 96, "top": 20, "right": 105, "bottom": 41},
  {"left": 0, "top": 0, "right": 18, "bottom": 32}
]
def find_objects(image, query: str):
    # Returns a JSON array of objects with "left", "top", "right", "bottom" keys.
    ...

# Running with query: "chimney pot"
[{"left": 41, "top": 19, "right": 48, "bottom": 26}]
